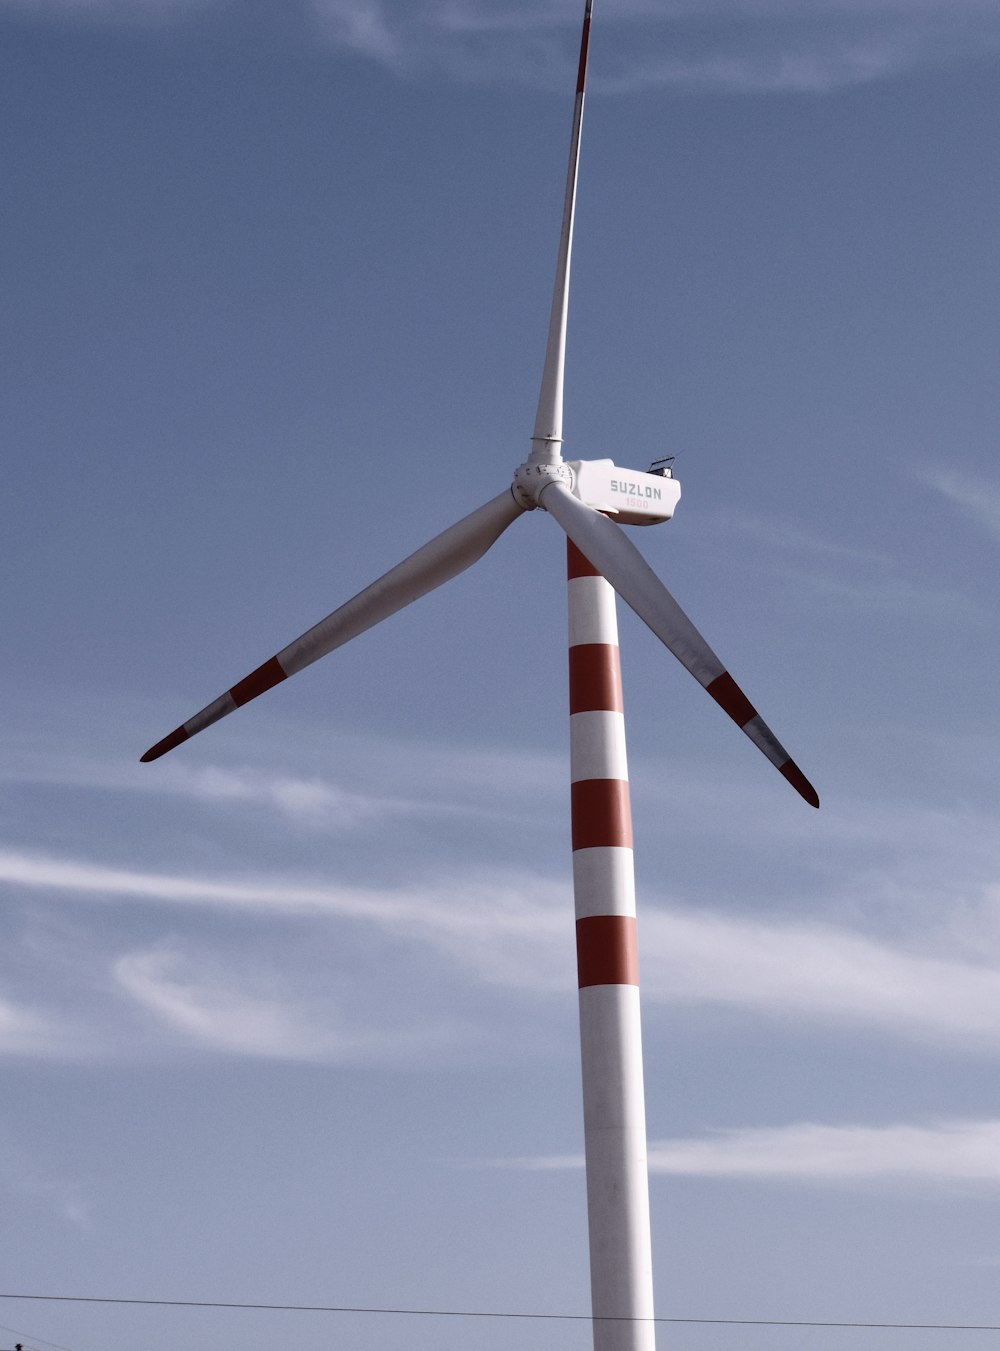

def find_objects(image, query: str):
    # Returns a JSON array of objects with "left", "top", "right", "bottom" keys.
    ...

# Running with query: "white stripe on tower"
[{"left": 568, "top": 538, "right": 656, "bottom": 1351}]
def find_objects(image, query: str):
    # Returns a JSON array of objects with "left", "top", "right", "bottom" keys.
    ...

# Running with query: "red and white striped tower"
[{"left": 568, "top": 538, "right": 656, "bottom": 1351}]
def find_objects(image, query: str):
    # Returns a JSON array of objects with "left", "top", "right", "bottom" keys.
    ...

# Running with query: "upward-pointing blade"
[
  {"left": 531, "top": 0, "right": 592, "bottom": 461},
  {"left": 141, "top": 489, "right": 525, "bottom": 762},
  {"left": 540, "top": 480, "right": 819, "bottom": 807}
]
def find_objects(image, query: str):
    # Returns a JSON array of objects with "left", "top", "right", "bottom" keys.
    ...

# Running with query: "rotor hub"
[{"left": 512, "top": 460, "right": 574, "bottom": 510}]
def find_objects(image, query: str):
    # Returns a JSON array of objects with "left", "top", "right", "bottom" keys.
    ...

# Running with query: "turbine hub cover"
[{"left": 512, "top": 459, "right": 574, "bottom": 509}]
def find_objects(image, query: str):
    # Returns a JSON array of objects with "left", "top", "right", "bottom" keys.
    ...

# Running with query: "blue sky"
[{"left": 3, "top": 1, "right": 1000, "bottom": 1348}]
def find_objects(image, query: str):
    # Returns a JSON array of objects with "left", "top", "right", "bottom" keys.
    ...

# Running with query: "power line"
[{"left": 1, "top": 1292, "right": 999, "bottom": 1333}]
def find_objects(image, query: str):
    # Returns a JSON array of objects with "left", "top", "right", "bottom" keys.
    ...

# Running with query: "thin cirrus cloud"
[
  {"left": 918, "top": 465, "right": 1000, "bottom": 542},
  {"left": 151, "top": 750, "right": 561, "bottom": 827},
  {"left": 114, "top": 946, "right": 350, "bottom": 1059},
  {"left": 504, "top": 1117, "right": 1000, "bottom": 1188},
  {"left": 4, "top": 0, "right": 999, "bottom": 92},
  {"left": 113, "top": 944, "right": 462, "bottom": 1061},
  {"left": 1, "top": 735, "right": 563, "bottom": 831},
  {"left": 0, "top": 1132, "right": 91, "bottom": 1227},
  {"left": 309, "top": 0, "right": 1000, "bottom": 91},
  {"left": 692, "top": 506, "right": 987, "bottom": 621},
  {"left": 792, "top": 569, "right": 989, "bottom": 623},
  {"left": 5, "top": 847, "right": 1000, "bottom": 1053},
  {"left": 0, "top": 993, "right": 69, "bottom": 1059},
  {"left": 0, "top": 848, "right": 572, "bottom": 992},
  {"left": 127, "top": 760, "right": 488, "bottom": 831},
  {"left": 700, "top": 508, "right": 891, "bottom": 568},
  {"left": 0, "top": 0, "right": 225, "bottom": 19},
  {"left": 639, "top": 905, "right": 1000, "bottom": 1047}
]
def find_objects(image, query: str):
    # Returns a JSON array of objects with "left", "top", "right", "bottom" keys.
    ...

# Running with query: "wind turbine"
[{"left": 142, "top": 2, "right": 818, "bottom": 1346}]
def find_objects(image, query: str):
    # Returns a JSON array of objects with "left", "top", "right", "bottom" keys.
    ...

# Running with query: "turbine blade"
[
  {"left": 530, "top": 0, "right": 593, "bottom": 463},
  {"left": 141, "top": 490, "right": 525, "bottom": 762},
  {"left": 540, "top": 481, "right": 819, "bottom": 807}
]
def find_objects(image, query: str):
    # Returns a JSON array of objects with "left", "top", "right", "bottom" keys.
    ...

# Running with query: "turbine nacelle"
[
  {"left": 569, "top": 458, "right": 681, "bottom": 526},
  {"left": 512, "top": 457, "right": 682, "bottom": 525}
]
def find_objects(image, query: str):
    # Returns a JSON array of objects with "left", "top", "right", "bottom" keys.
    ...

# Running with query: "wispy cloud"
[
  {"left": 6, "top": 0, "right": 1000, "bottom": 92},
  {"left": 132, "top": 760, "right": 478, "bottom": 831},
  {"left": 114, "top": 943, "right": 457, "bottom": 1060},
  {"left": 0, "top": 1130, "right": 91, "bottom": 1227},
  {"left": 0, "top": 738, "right": 561, "bottom": 832},
  {"left": 6, "top": 846, "right": 1000, "bottom": 1054},
  {"left": 115, "top": 945, "right": 344, "bottom": 1058},
  {"left": 308, "top": 0, "right": 407, "bottom": 65},
  {"left": 0, "top": 0, "right": 221, "bottom": 21},
  {"left": 640, "top": 905, "right": 1000, "bottom": 1047},
  {"left": 792, "top": 570, "right": 989, "bottom": 622},
  {"left": 700, "top": 508, "right": 890, "bottom": 568},
  {"left": 0, "top": 986, "right": 83, "bottom": 1060},
  {"left": 507, "top": 1117, "right": 1000, "bottom": 1189},
  {"left": 0, "top": 847, "right": 570, "bottom": 986},
  {"left": 307, "top": 0, "right": 1000, "bottom": 91},
  {"left": 688, "top": 502, "right": 990, "bottom": 623},
  {"left": 918, "top": 466, "right": 1000, "bottom": 542}
]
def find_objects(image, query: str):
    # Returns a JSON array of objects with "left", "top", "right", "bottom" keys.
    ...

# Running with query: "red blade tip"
[
  {"left": 779, "top": 759, "right": 820, "bottom": 808},
  {"left": 140, "top": 725, "right": 189, "bottom": 763}
]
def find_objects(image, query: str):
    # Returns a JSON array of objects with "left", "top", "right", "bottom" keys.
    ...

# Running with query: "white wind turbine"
[{"left": 143, "top": 3, "right": 818, "bottom": 1346}]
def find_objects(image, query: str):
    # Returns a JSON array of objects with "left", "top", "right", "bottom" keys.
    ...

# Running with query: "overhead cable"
[{"left": 1, "top": 1292, "right": 998, "bottom": 1332}]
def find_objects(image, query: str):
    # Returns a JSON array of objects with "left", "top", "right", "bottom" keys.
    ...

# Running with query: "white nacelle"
[{"left": 567, "top": 458, "right": 682, "bottom": 526}]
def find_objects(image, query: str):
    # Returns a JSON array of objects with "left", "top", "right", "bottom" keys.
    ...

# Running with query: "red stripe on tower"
[
  {"left": 567, "top": 539, "right": 600, "bottom": 579},
  {"left": 571, "top": 778, "right": 633, "bottom": 850},
  {"left": 577, "top": 914, "right": 639, "bottom": 987},
  {"left": 569, "top": 644, "right": 623, "bottom": 714}
]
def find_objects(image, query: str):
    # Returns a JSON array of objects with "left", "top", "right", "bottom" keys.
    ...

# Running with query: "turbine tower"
[{"left": 143, "top": 4, "right": 818, "bottom": 1345}]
